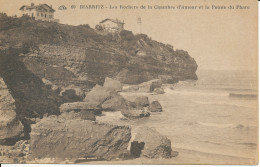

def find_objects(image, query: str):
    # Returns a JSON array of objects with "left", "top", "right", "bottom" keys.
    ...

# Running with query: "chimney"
[{"left": 31, "top": 3, "right": 35, "bottom": 6}]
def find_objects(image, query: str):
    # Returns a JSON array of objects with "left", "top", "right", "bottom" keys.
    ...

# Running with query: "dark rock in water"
[
  {"left": 134, "top": 96, "right": 150, "bottom": 108},
  {"left": 103, "top": 77, "right": 122, "bottom": 92},
  {"left": 60, "top": 102, "right": 102, "bottom": 115},
  {"left": 149, "top": 101, "right": 163, "bottom": 112},
  {"left": 83, "top": 85, "right": 111, "bottom": 106},
  {"left": 139, "top": 79, "right": 162, "bottom": 93},
  {"left": 153, "top": 88, "right": 165, "bottom": 94},
  {"left": 101, "top": 93, "right": 128, "bottom": 111},
  {"left": 0, "top": 78, "right": 24, "bottom": 145},
  {"left": 131, "top": 127, "right": 172, "bottom": 158},
  {"left": 121, "top": 108, "right": 150, "bottom": 119},
  {"left": 30, "top": 116, "right": 131, "bottom": 160}
]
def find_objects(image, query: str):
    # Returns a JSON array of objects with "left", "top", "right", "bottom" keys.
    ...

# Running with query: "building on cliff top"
[
  {"left": 98, "top": 18, "right": 125, "bottom": 33},
  {"left": 19, "top": 3, "right": 59, "bottom": 22}
]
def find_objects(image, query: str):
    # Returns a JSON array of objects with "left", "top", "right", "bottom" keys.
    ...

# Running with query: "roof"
[
  {"left": 99, "top": 18, "right": 125, "bottom": 24},
  {"left": 20, "top": 4, "right": 55, "bottom": 12}
]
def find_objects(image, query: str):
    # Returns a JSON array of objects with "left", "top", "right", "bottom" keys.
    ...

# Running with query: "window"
[
  {"left": 41, "top": 13, "right": 43, "bottom": 17},
  {"left": 45, "top": 14, "right": 46, "bottom": 18},
  {"left": 49, "top": 15, "right": 53, "bottom": 19}
]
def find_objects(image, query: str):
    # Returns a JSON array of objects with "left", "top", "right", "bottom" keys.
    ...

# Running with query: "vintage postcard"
[{"left": 0, "top": 0, "right": 258, "bottom": 165}]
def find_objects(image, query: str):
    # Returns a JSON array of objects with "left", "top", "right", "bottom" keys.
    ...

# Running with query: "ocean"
[{"left": 96, "top": 69, "right": 258, "bottom": 164}]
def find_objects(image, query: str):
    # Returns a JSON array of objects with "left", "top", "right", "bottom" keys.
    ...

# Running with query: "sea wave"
[
  {"left": 197, "top": 122, "right": 257, "bottom": 130},
  {"left": 164, "top": 88, "right": 229, "bottom": 97},
  {"left": 229, "top": 93, "right": 258, "bottom": 99},
  {"left": 191, "top": 100, "right": 256, "bottom": 109}
]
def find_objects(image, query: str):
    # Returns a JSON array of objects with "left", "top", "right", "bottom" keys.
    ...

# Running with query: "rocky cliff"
[{"left": 0, "top": 13, "right": 197, "bottom": 88}]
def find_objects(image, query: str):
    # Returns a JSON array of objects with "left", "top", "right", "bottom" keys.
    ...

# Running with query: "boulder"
[
  {"left": 30, "top": 116, "right": 131, "bottom": 160},
  {"left": 130, "top": 127, "right": 172, "bottom": 158},
  {"left": 60, "top": 102, "right": 102, "bottom": 115},
  {"left": 134, "top": 96, "right": 150, "bottom": 108},
  {"left": 149, "top": 101, "right": 163, "bottom": 112},
  {"left": 138, "top": 79, "right": 162, "bottom": 93},
  {"left": 123, "top": 79, "right": 162, "bottom": 93},
  {"left": 60, "top": 110, "right": 96, "bottom": 121},
  {"left": 101, "top": 94, "right": 128, "bottom": 111},
  {"left": 83, "top": 85, "right": 111, "bottom": 106},
  {"left": 0, "top": 78, "right": 24, "bottom": 144},
  {"left": 153, "top": 88, "right": 165, "bottom": 94},
  {"left": 121, "top": 108, "right": 150, "bottom": 119},
  {"left": 103, "top": 77, "right": 122, "bottom": 92}
]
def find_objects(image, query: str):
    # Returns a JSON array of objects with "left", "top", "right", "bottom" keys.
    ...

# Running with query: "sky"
[{"left": 0, "top": 0, "right": 258, "bottom": 71}]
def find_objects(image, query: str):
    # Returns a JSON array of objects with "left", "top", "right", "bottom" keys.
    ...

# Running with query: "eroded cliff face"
[
  {"left": 0, "top": 14, "right": 197, "bottom": 88},
  {"left": 20, "top": 42, "right": 197, "bottom": 87}
]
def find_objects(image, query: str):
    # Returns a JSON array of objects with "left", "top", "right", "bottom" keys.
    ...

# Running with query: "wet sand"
[{"left": 79, "top": 148, "right": 257, "bottom": 165}]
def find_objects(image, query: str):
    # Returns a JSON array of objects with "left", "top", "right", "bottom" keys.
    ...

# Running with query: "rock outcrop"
[
  {"left": 0, "top": 78, "right": 24, "bottom": 144},
  {"left": 29, "top": 116, "right": 131, "bottom": 160},
  {"left": 130, "top": 127, "right": 172, "bottom": 159},
  {"left": 60, "top": 102, "right": 102, "bottom": 115}
]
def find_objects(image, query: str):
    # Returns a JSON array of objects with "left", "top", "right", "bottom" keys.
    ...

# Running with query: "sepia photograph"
[{"left": 0, "top": 0, "right": 258, "bottom": 165}]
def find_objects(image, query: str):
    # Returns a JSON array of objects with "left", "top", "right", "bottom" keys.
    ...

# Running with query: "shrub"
[{"left": 119, "top": 30, "right": 135, "bottom": 41}]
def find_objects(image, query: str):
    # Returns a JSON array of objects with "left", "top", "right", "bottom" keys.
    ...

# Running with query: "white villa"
[
  {"left": 19, "top": 3, "right": 59, "bottom": 22},
  {"left": 99, "top": 18, "right": 125, "bottom": 33}
]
